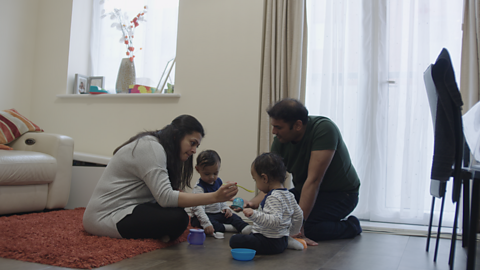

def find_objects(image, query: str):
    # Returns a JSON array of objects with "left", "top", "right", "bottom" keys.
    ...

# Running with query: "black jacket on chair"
[{"left": 430, "top": 48, "right": 464, "bottom": 201}]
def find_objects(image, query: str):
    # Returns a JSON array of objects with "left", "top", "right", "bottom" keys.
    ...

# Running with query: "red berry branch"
[{"left": 103, "top": 6, "right": 148, "bottom": 62}]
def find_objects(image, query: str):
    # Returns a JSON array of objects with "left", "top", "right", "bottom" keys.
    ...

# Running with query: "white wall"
[
  {"left": 0, "top": 0, "right": 264, "bottom": 196},
  {"left": 175, "top": 0, "right": 264, "bottom": 195},
  {"left": 67, "top": 0, "right": 92, "bottom": 93},
  {"left": 0, "top": 0, "right": 40, "bottom": 114}
]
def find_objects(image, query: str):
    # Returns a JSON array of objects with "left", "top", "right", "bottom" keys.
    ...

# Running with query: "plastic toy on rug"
[{"left": 128, "top": 84, "right": 156, "bottom": 93}]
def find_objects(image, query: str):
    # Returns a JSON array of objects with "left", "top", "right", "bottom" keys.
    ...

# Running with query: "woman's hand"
[
  {"left": 204, "top": 225, "right": 214, "bottom": 235},
  {"left": 178, "top": 183, "right": 237, "bottom": 208},
  {"left": 215, "top": 182, "right": 238, "bottom": 202}
]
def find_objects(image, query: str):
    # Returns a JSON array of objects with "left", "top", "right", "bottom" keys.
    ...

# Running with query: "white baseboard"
[{"left": 361, "top": 220, "right": 480, "bottom": 240}]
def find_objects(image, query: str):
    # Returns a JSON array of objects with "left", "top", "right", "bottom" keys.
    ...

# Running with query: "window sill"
[{"left": 56, "top": 93, "right": 181, "bottom": 99}]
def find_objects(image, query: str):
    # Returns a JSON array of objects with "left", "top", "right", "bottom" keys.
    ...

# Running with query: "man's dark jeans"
[{"left": 290, "top": 188, "right": 360, "bottom": 241}]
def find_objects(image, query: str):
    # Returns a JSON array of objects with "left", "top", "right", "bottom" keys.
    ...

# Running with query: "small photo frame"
[
  {"left": 156, "top": 58, "right": 176, "bottom": 93},
  {"left": 74, "top": 74, "right": 89, "bottom": 94},
  {"left": 89, "top": 76, "right": 105, "bottom": 90}
]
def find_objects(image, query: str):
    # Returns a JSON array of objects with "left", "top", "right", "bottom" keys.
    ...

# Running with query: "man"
[{"left": 246, "top": 98, "right": 361, "bottom": 245}]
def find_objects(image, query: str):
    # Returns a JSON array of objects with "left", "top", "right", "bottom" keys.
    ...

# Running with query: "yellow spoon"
[
  {"left": 237, "top": 184, "right": 254, "bottom": 193},
  {"left": 224, "top": 184, "right": 254, "bottom": 193}
]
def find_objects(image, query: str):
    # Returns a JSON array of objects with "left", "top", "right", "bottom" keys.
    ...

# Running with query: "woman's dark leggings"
[{"left": 116, "top": 202, "right": 189, "bottom": 240}]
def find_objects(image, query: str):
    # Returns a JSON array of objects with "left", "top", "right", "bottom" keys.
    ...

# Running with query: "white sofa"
[{"left": 0, "top": 132, "right": 74, "bottom": 215}]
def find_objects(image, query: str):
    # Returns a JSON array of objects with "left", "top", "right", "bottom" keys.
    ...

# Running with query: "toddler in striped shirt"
[{"left": 229, "top": 152, "right": 304, "bottom": 254}]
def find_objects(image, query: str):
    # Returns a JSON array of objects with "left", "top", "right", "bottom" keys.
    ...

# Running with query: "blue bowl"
[{"left": 231, "top": 248, "right": 256, "bottom": 261}]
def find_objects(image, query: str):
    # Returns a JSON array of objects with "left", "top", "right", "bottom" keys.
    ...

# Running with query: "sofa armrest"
[{"left": 8, "top": 132, "right": 74, "bottom": 209}]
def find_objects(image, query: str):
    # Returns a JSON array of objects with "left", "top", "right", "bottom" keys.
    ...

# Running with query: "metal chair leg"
[
  {"left": 463, "top": 175, "right": 470, "bottom": 248},
  {"left": 467, "top": 173, "right": 480, "bottom": 270},
  {"left": 426, "top": 196, "right": 435, "bottom": 252},
  {"left": 448, "top": 199, "right": 460, "bottom": 269},
  {"left": 434, "top": 195, "right": 446, "bottom": 262}
]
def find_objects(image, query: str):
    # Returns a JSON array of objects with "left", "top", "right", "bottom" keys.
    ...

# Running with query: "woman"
[{"left": 83, "top": 115, "right": 238, "bottom": 241}]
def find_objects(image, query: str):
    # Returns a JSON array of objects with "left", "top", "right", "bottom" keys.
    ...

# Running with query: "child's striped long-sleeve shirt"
[{"left": 248, "top": 188, "right": 303, "bottom": 238}]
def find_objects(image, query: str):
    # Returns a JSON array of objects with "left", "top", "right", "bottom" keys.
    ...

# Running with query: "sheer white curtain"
[
  {"left": 90, "top": 0, "right": 179, "bottom": 93},
  {"left": 306, "top": 0, "right": 463, "bottom": 226},
  {"left": 461, "top": 0, "right": 480, "bottom": 111},
  {"left": 258, "top": 0, "right": 308, "bottom": 155}
]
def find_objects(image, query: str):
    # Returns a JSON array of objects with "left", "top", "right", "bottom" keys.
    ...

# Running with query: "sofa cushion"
[
  {"left": 0, "top": 108, "right": 43, "bottom": 145},
  {"left": 0, "top": 150, "right": 57, "bottom": 185}
]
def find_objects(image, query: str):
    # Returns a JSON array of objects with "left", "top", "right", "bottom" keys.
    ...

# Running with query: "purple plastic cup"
[{"left": 187, "top": 229, "right": 206, "bottom": 245}]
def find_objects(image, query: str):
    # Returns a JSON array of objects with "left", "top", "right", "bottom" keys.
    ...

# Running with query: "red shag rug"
[{"left": 0, "top": 207, "right": 191, "bottom": 269}]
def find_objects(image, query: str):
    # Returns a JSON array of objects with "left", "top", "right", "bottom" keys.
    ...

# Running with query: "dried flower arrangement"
[{"left": 102, "top": 5, "right": 148, "bottom": 62}]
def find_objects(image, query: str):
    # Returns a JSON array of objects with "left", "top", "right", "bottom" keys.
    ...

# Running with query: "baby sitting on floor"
[{"left": 190, "top": 150, "right": 252, "bottom": 238}]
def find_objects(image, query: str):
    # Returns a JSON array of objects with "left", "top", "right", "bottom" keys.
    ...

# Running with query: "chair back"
[
  {"left": 424, "top": 64, "right": 437, "bottom": 128},
  {"left": 423, "top": 48, "right": 464, "bottom": 201}
]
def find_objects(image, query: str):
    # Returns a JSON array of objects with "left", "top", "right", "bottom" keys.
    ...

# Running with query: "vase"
[{"left": 115, "top": 58, "right": 136, "bottom": 93}]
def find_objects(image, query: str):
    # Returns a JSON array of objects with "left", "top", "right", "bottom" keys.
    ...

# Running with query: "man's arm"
[
  {"left": 299, "top": 149, "right": 335, "bottom": 221},
  {"left": 293, "top": 149, "right": 335, "bottom": 245}
]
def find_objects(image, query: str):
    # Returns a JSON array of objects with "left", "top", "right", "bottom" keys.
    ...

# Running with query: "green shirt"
[{"left": 271, "top": 116, "right": 360, "bottom": 193}]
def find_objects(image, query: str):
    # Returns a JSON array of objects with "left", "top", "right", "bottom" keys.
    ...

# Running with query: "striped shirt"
[{"left": 249, "top": 189, "right": 303, "bottom": 238}]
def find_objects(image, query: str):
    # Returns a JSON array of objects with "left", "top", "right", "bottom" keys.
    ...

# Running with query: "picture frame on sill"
[
  {"left": 74, "top": 74, "right": 89, "bottom": 94},
  {"left": 89, "top": 76, "right": 105, "bottom": 90},
  {"left": 156, "top": 58, "right": 176, "bottom": 93}
]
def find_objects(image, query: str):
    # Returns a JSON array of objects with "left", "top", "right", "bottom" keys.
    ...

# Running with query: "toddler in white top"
[{"left": 190, "top": 150, "right": 251, "bottom": 237}]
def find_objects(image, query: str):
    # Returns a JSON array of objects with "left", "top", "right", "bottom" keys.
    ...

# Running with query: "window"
[
  {"left": 305, "top": 0, "right": 463, "bottom": 226},
  {"left": 91, "top": 0, "right": 179, "bottom": 93}
]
